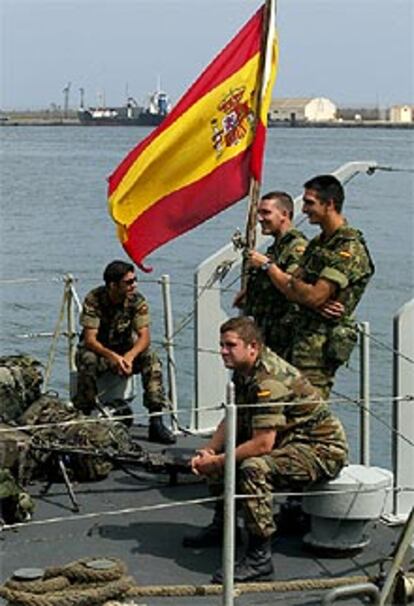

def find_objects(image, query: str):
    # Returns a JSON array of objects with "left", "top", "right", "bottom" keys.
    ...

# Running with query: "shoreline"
[{"left": 1, "top": 118, "right": 413, "bottom": 129}]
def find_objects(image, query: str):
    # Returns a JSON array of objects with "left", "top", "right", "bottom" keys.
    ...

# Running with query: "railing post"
[
  {"left": 66, "top": 274, "right": 77, "bottom": 374},
  {"left": 359, "top": 321, "right": 370, "bottom": 466},
  {"left": 222, "top": 381, "right": 237, "bottom": 606},
  {"left": 160, "top": 274, "right": 178, "bottom": 432}
]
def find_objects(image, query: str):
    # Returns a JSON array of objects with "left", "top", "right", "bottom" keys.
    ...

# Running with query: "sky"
[{"left": 1, "top": 0, "right": 413, "bottom": 111}]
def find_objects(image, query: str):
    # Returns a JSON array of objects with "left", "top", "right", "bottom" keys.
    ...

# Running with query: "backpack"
[
  {"left": 0, "top": 467, "right": 35, "bottom": 523},
  {"left": 21, "top": 393, "right": 133, "bottom": 482},
  {"left": 0, "top": 355, "right": 43, "bottom": 422}
]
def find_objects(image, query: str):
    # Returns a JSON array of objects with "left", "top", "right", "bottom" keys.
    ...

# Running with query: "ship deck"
[{"left": 0, "top": 425, "right": 407, "bottom": 606}]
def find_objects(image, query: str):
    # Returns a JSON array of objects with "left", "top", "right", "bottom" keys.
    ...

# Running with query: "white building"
[
  {"left": 269, "top": 97, "right": 337, "bottom": 123},
  {"left": 389, "top": 105, "right": 413, "bottom": 123}
]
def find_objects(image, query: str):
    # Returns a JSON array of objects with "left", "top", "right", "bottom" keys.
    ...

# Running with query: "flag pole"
[{"left": 241, "top": 0, "right": 276, "bottom": 290}]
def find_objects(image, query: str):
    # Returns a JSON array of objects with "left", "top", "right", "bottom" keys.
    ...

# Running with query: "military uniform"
[
  {"left": 210, "top": 347, "right": 348, "bottom": 539},
  {"left": 75, "top": 286, "right": 166, "bottom": 414},
  {"left": 244, "top": 228, "right": 307, "bottom": 355},
  {"left": 286, "top": 224, "right": 375, "bottom": 398}
]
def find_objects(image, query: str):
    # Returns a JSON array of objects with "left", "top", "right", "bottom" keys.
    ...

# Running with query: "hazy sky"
[{"left": 1, "top": 0, "right": 413, "bottom": 110}]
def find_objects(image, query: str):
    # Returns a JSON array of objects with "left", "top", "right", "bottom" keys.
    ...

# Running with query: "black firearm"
[{"left": 29, "top": 437, "right": 193, "bottom": 512}]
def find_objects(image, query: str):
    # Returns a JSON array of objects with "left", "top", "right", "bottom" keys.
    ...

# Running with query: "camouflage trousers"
[
  {"left": 287, "top": 327, "right": 338, "bottom": 400},
  {"left": 208, "top": 441, "right": 346, "bottom": 539},
  {"left": 74, "top": 346, "right": 166, "bottom": 414}
]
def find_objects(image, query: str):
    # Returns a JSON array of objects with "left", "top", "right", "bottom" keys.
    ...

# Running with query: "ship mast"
[{"left": 241, "top": 0, "right": 276, "bottom": 290}]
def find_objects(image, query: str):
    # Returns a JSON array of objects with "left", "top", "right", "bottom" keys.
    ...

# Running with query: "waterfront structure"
[
  {"left": 269, "top": 97, "right": 337, "bottom": 123},
  {"left": 389, "top": 104, "right": 413, "bottom": 123}
]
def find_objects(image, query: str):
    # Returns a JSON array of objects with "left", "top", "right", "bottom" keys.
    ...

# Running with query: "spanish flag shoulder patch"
[
  {"left": 339, "top": 250, "right": 352, "bottom": 259},
  {"left": 257, "top": 389, "right": 271, "bottom": 398}
]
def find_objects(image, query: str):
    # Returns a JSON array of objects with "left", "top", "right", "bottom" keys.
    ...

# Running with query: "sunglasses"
[{"left": 121, "top": 277, "right": 137, "bottom": 286}]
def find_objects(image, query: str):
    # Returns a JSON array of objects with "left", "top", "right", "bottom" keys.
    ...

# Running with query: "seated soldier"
[
  {"left": 183, "top": 316, "right": 348, "bottom": 583},
  {"left": 74, "top": 260, "right": 175, "bottom": 445}
]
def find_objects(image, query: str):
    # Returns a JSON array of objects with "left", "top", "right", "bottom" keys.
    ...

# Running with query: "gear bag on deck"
[
  {"left": 0, "top": 467, "right": 35, "bottom": 524},
  {"left": 20, "top": 392, "right": 133, "bottom": 482},
  {"left": 0, "top": 355, "right": 43, "bottom": 423}
]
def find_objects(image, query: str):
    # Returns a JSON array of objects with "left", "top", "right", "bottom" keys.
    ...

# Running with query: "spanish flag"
[{"left": 108, "top": 1, "right": 278, "bottom": 270}]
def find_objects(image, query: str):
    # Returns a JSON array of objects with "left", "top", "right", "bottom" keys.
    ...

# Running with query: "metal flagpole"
[{"left": 241, "top": 0, "right": 276, "bottom": 290}]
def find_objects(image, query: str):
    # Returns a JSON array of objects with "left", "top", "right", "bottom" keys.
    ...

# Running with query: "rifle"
[{"left": 30, "top": 437, "right": 193, "bottom": 512}]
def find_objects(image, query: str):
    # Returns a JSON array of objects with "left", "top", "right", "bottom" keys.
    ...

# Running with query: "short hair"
[
  {"left": 220, "top": 316, "right": 263, "bottom": 347},
  {"left": 103, "top": 260, "right": 134, "bottom": 285},
  {"left": 303, "top": 175, "right": 344, "bottom": 212},
  {"left": 261, "top": 190, "right": 294, "bottom": 220}
]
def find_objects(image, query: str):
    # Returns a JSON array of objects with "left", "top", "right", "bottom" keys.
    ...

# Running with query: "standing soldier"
[
  {"left": 234, "top": 191, "right": 307, "bottom": 357},
  {"left": 183, "top": 316, "right": 347, "bottom": 583},
  {"left": 248, "top": 175, "right": 375, "bottom": 398},
  {"left": 74, "top": 260, "right": 176, "bottom": 444}
]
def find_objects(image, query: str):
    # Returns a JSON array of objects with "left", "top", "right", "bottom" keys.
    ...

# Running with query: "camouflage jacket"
[
  {"left": 79, "top": 286, "right": 150, "bottom": 354},
  {"left": 294, "top": 224, "right": 375, "bottom": 323},
  {"left": 233, "top": 347, "right": 348, "bottom": 453},
  {"left": 244, "top": 228, "right": 307, "bottom": 337}
]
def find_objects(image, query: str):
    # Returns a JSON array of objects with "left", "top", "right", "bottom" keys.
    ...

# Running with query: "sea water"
[{"left": 1, "top": 125, "right": 413, "bottom": 469}]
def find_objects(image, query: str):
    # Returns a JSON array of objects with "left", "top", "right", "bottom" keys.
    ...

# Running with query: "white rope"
[{"left": 4, "top": 484, "right": 411, "bottom": 533}]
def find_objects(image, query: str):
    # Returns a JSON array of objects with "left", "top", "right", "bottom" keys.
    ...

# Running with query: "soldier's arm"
[
  {"left": 124, "top": 296, "right": 152, "bottom": 365},
  {"left": 260, "top": 261, "right": 337, "bottom": 310},
  {"left": 247, "top": 248, "right": 336, "bottom": 309},
  {"left": 124, "top": 326, "right": 150, "bottom": 365},
  {"left": 193, "top": 428, "right": 276, "bottom": 476}
]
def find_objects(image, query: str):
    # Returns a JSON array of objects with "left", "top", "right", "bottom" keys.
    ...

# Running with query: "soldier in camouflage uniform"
[
  {"left": 74, "top": 260, "right": 175, "bottom": 444},
  {"left": 248, "top": 175, "right": 374, "bottom": 398},
  {"left": 183, "top": 316, "right": 347, "bottom": 583},
  {"left": 234, "top": 192, "right": 307, "bottom": 356}
]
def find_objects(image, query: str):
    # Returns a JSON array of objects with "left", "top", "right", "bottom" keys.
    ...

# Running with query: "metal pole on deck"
[
  {"left": 160, "top": 274, "right": 178, "bottom": 432},
  {"left": 222, "top": 381, "right": 237, "bottom": 606},
  {"left": 359, "top": 321, "right": 370, "bottom": 466},
  {"left": 65, "top": 274, "right": 77, "bottom": 374}
]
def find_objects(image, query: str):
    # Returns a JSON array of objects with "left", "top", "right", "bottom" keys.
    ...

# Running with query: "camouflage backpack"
[
  {"left": 0, "top": 423, "right": 32, "bottom": 484},
  {"left": 21, "top": 392, "right": 132, "bottom": 482},
  {"left": 0, "top": 467, "right": 35, "bottom": 524},
  {"left": 0, "top": 355, "right": 43, "bottom": 423}
]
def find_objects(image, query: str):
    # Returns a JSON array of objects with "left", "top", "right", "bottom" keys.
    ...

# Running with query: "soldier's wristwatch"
[{"left": 261, "top": 259, "right": 272, "bottom": 272}]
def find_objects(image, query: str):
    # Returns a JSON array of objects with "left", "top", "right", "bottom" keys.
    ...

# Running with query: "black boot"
[
  {"left": 183, "top": 504, "right": 242, "bottom": 548},
  {"left": 275, "top": 496, "right": 310, "bottom": 536},
  {"left": 211, "top": 533, "right": 274, "bottom": 583},
  {"left": 148, "top": 416, "right": 176, "bottom": 444}
]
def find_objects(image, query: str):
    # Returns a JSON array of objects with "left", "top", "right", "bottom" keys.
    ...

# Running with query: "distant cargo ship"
[{"left": 77, "top": 90, "right": 171, "bottom": 126}]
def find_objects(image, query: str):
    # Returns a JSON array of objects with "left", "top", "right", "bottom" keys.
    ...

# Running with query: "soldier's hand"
[
  {"left": 233, "top": 288, "right": 246, "bottom": 308},
  {"left": 192, "top": 452, "right": 222, "bottom": 476},
  {"left": 319, "top": 299, "right": 345, "bottom": 319},
  {"left": 191, "top": 449, "right": 215, "bottom": 475},
  {"left": 109, "top": 353, "right": 131, "bottom": 376},
  {"left": 248, "top": 250, "right": 269, "bottom": 269}
]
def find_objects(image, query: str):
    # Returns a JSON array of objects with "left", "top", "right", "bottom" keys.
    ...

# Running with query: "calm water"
[{"left": 1, "top": 125, "right": 413, "bottom": 469}]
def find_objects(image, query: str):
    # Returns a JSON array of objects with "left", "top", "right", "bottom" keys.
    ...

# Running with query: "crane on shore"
[{"left": 62, "top": 82, "right": 71, "bottom": 118}]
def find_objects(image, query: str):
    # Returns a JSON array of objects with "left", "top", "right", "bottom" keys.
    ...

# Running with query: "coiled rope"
[
  {"left": 0, "top": 556, "right": 378, "bottom": 604},
  {"left": 0, "top": 557, "right": 134, "bottom": 606}
]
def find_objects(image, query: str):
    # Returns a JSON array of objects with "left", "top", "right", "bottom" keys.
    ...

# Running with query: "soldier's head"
[
  {"left": 103, "top": 260, "right": 136, "bottom": 302},
  {"left": 257, "top": 191, "right": 294, "bottom": 236},
  {"left": 302, "top": 175, "right": 344, "bottom": 225},
  {"left": 220, "top": 317, "right": 263, "bottom": 373}
]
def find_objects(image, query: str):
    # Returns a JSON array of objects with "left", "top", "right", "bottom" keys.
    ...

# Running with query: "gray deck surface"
[{"left": 0, "top": 426, "right": 405, "bottom": 606}]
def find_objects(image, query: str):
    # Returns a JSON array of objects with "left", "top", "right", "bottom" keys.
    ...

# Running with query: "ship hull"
[{"left": 78, "top": 109, "right": 165, "bottom": 126}]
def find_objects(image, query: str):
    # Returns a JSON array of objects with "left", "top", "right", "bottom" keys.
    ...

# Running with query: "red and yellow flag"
[{"left": 108, "top": 1, "right": 278, "bottom": 270}]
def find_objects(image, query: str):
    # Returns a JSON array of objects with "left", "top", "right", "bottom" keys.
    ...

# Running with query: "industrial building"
[{"left": 269, "top": 97, "right": 337, "bottom": 123}]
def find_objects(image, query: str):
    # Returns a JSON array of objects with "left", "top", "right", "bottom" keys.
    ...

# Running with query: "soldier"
[
  {"left": 234, "top": 191, "right": 307, "bottom": 356},
  {"left": 74, "top": 260, "right": 175, "bottom": 445},
  {"left": 247, "top": 175, "right": 375, "bottom": 398},
  {"left": 183, "top": 316, "right": 348, "bottom": 583}
]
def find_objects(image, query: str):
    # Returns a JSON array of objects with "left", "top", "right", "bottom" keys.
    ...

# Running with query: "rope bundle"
[
  {"left": 0, "top": 555, "right": 386, "bottom": 604},
  {"left": 0, "top": 557, "right": 135, "bottom": 606}
]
